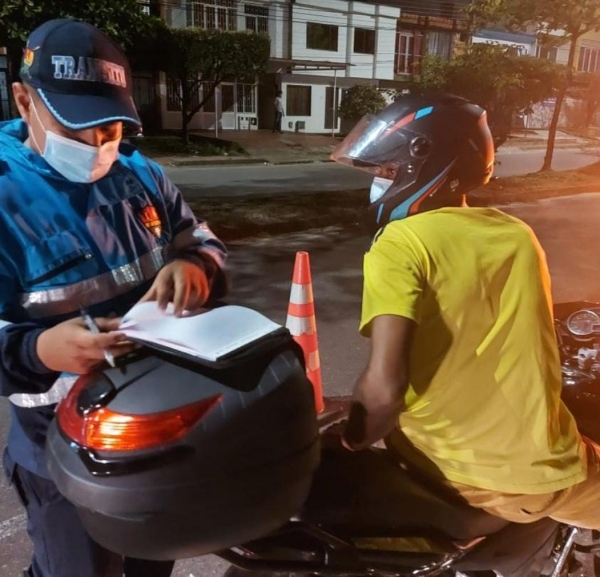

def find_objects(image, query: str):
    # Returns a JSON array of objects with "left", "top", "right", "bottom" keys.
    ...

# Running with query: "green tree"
[
  {"left": 404, "top": 44, "right": 562, "bottom": 149},
  {"left": 338, "top": 84, "right": 387, "bottom": 122},
  {"left": 153, "top": 27, "right": 270, "bottom": 143},
  {"left": 468, "top": 0, "right": 600, "bottom": 170},
  {"left": 0, "top": 0, "right": 154, "bottom": 83},
  {"left": 576, "top": 73, "right": 600, "bottom": 133}
]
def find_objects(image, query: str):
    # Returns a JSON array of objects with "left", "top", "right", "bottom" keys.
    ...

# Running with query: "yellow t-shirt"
[{"left": 360, "top": 207, "right": 586, "bottom": 495}]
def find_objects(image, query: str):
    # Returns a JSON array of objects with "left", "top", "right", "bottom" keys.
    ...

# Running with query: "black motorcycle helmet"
[{"left": 331, "top": 93, "right": 495, "bottom": 234}]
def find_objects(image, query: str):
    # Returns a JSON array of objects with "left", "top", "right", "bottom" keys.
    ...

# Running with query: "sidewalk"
[
  {"left": 506, "top": 129, "right": 599, "bottom": 149},
  {"left": 149, "top": 128, "right": 600, "bottom": 168},
  {"left": 150, "top": 129, "right": 342, "bottom": 167}
]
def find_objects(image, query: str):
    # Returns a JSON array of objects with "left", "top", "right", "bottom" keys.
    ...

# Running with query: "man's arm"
[
  {"left": 343, "top": 314, "right": 416, "bottom": 450},
  {"left": 151, "top": 161, "right": 228, "bottom": 300},
  {"left": 342, "top": 224, "right": 426, "bottom": 450},
  {"left": 0, "top": 268, "right": 60, "bottom": 397}
]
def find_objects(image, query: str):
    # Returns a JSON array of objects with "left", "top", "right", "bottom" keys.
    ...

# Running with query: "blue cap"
[{"left": 20, "top": 19, "right": 142, "bottom": 129}]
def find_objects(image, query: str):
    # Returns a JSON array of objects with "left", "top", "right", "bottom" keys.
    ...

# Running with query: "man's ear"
[{"left": 12, "top": 83, "right": 33, "bottom": 124}]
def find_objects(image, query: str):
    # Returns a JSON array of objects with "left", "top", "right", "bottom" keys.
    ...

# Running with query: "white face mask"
[
  {"left": 370, "top": 176, "right": 394, "bottom": 203},
  {"left": 29, "top": 101, "right": 119, "bottom": 183}
]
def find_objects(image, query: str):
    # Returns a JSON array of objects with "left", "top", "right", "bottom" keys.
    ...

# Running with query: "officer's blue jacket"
[{"left": 0, "top": 119, "right": 227, "bottom": 478}]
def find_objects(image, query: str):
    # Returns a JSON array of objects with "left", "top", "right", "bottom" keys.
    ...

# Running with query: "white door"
[{"left": 220, "top": 83, "right": 236, "bottom": 130}]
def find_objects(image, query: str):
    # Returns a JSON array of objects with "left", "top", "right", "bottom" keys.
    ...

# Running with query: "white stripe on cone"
[
  {"left": 286, "top": 314, "right": 316, "bottom": 336},
  {"left": 289, "top": 283, "right": 314, "bottom": 305},
  {"left": 307, "top": 350, "right": 321, "bottom": 372}
]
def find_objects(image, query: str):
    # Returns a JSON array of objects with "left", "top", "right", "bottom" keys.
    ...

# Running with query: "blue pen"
[{"left": 80, "top": 307, "right": 117, "bottom": 368}]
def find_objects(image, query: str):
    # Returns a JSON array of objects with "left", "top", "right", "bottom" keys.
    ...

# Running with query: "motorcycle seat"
[{"left": 302, "top": 448, "right": 509, "bottom": 543}]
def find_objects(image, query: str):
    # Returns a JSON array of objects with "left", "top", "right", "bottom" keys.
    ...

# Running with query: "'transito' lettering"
[{"left": 51, "top": 56, "right": 126, "bottom": 88}]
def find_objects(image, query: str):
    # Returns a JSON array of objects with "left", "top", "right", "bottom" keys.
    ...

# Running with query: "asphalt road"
[
  {"left": 2, "top": 193, "right": 600, "bottom": 576},
  {"left": 166, "top": 148, "right": 600, "bottom": 198}
]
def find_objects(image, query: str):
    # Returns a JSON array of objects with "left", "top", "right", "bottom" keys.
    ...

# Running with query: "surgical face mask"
[
  {"left": 370, "top": 176, "right": 394, "bottom": 204},
  {"left": 29, "top": 101, "right": 119, "bottom": 183}
]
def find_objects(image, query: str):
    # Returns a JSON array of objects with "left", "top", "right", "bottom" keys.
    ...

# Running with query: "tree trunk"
[
  {"left": 541, "top": 88, "right": 566, "bottom": 171},
  {"left": 181, "top": 114, "right": 189, "bottom": 144},
  {"left": 181, "top": 83, "right": 190, "bottom": 144},
  {"left": 541, "top": 35, "right": 578, "bottom": 172}
]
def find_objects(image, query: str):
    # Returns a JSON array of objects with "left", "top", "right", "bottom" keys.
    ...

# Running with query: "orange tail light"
[{"left": 57, "top": 376, "right": 222, "bottom": 452}]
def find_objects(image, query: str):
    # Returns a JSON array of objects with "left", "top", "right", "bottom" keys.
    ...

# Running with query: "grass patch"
[
  {"left": 188, "top": 191, "right": 368, "bottom": 242},
  {"left": 188, "top": 162, "right": 600, "bottom": 242},
  {"left": 471, "top": 161, "right": 600, "bottom": 205},
  {"left": 134, "top": 135, "right": 245, "bottom": 158}
]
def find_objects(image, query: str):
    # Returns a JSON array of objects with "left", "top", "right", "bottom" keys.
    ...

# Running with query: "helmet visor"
[{"left": 331, "top": 114, "right": 412, "bottom": 175}]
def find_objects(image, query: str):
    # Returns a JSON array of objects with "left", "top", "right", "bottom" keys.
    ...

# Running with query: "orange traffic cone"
[{"left": 286, "top": 252, "right": 325, "bottom": 414}]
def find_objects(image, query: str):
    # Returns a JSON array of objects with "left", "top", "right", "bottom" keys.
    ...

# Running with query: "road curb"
[
  {"left": 155, "top": 142, "right": 600, "bottom": 168},
  {"left": 188, "top": 179, "right": 600, "bottom": 242},
  {"left": 473, "top": 184, "right": 600, "bottom": 207},
  {"left": 163, "top": 157, "right": 269, "bottom": 167}
]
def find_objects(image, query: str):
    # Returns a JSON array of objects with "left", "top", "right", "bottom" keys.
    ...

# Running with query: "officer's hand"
[
  {"left": 36, "top": 317, "right": 134, "bottom": 374},
  {"left": 139, "top": 259, "right": 210, "bottom": 317}
]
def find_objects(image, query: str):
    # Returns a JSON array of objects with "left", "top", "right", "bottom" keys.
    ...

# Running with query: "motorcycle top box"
[{"left": 45, "top": 306, "right": 320, "bottom": 561}]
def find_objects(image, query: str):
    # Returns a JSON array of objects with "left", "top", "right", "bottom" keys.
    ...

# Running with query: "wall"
[
  {"left": 159, "top": 74, "right": 259, "bottom": 132},
  {"left": 290, "top": 0, "right": 400, "bottom": 80},
  {"left": 575, "top": 30, "right": 600, "bottom": 73},
  {"left": 275, "top": 0, "right": 399, "bottom": 133},
  {"left": 280, "top": 79, "right": 332, "bottom": 133},
  {"left": 471, "top": 34, "right": 537, "bottom": 56},
  {"left": 161, "top": 0, "right": 287, "bottom": 58},
  {"left": 157, "top": 1, "right": 401, "bottom": 133},
  {"left": 279, "top": 73, "right": 378, "bottom": 134}
]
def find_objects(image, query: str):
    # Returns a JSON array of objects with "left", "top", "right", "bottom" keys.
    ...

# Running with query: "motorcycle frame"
[
  {"left": 218, "top": 518, "right": 464, "bottom": 577},
  {"left": 217, "top": 398, "right": 582, "bottom": 577},
  {"left": 218, "top": 522, "right": 580, "bottom": 577}
]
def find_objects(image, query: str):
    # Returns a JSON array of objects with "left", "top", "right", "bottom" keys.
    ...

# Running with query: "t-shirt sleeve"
[{"left": 360, "top": 226, "right": 426, "bottom": 337}]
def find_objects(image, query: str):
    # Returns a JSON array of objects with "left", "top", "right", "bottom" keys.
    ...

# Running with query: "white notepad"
[{"left": 119, "top": 302, "right": 282, "bottom": 362}]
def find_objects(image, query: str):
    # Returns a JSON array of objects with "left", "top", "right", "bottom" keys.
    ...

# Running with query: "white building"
[
  {"left": 274, "top": 0, "right": 401, "bottom": 133},
  {"left": 472, "top": 28, "right": 538, "bottom": 56},
  {"left": 157, "top": 0, "right": 400, "bottom": 134}
]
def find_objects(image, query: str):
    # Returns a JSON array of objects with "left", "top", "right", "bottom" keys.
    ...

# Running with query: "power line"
[
  {"left": 152, "top": 1, "right": 588, "bottom": 70},
  {"left": 156, "top": 0, "right": 581, "bottom": 56},
  {"left": 156, "top": 0, "right": 472, "bottom": 32}
]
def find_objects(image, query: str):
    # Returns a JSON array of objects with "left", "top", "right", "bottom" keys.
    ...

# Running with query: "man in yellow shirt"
[{"left": 329, "top": 94, "right": 600, "bottom": 528}]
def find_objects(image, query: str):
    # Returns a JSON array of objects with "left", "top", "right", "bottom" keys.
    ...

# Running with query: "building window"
[
  {"left": 138, "top": 0, "right": 151, "bottom": 16},
  {"left": 245, "top": 4, "right": 269, "bottom": 34},
  {"left": 396, "top": 31, "right": 423, "bottom": 75},
  {"left": 427, "top": 31, "right": 452, "bottom": 60},
  {"left": 306, "top": 23, "right": 339, "bottom": 51},
  {"left": 578, "top": 46, "right": 600, "bottom": 73},
  {"left": 237, "top": 83, "right": 257, "bottom": 113},
  {"left": 536, "top": 45, "right": 558, "bottom": 62},
  {"left": 202, "top": 82, "right": 216, "bottom": 112},
  {"left": 133, "top": 75, "right": 155, "bottom": 110},
  {"left": 187, "top": 0, "right": 237, "bottom": 31},
  {"left": 287, "top": 85, "right": 312, "bottom": 116},
  {"left": 166, "top": 78, "right": 182, "bottom": 111},
  {"left": 354, "top": 28, "right": 376, "bottom": 55},
  {"left": 167, "top": 77, "right": 203, "bottom": 112}
]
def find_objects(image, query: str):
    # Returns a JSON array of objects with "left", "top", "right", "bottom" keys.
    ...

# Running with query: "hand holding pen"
[
  {"left": 35, "top": 313, "right": 136, "bottom": 375},
  {"left": 80, "top": 307, "right": 117, "bottom": 368}
]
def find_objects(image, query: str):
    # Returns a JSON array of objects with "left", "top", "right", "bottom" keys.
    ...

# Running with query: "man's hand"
[
  {"left": 343, "top": 315, "right": 416, "bottom": 451},
  {"left": 140, "top": 259, "right": 210, "bottom": 316},
  {"left": 37, "top": 317, "right": 135, "bottom": 374}
]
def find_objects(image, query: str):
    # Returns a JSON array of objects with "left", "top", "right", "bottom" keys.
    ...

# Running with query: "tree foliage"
[
  {"left": 403, "top": 44, "right": 562, "bottom": 149},
  {"left": 338, "top": 84, "right": 387, "bottom": 122},
  {"left": 568, "top": 73, "right": 600, "bottom": 133},
  {"left": 467, "top": 0, "right": 600, "bottom": 169},
  {"left": 0, "top": 0, "right": 156, "bottom": 104},
  {"left": 147, "top": 27, "right": 270, "bottom": 142},
  {"left": 0, "top": 0, "right": 153, "bottom": 48}
]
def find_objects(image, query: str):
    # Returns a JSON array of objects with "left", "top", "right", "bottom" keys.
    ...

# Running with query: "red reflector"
[{"left": 56, "top": 377, "right": 221, "bottom": 452}]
